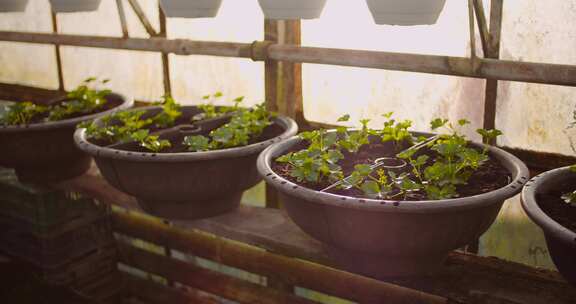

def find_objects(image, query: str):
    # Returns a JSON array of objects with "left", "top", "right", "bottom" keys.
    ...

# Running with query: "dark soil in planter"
[
  {"left": 537, "top": 180, "right": 576, "bottom": 232},
  {"left": 273, "top": 139, "right": 511, "bottom": 200}
]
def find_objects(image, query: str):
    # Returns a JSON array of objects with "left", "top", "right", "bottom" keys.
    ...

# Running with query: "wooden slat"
[
  {"left": 116, "top": 0, "right": 129, "bottom": 38},
  {"left": 472, "top": 0, "right": 490, "bottom": 57},
  {"left": 483, "top": 0, "right": 504, "bottom": 132},
  {"left": 111, "top": 206, "right": 576, "bottom": 304},
  {"left": 2, "top": 31, "right": 576, "bottom": 87},
  {"left": 126, "top": 0, "right": 158, "bottom": 37},
  {"left": 50, "top": 12, "right": 65, "bottom": 92},
  {"left": 122, "top": 272, "right": 220, "bottom": 304},
  {"left": 117, "top": 242, "right": 319, "bottom": 304}
]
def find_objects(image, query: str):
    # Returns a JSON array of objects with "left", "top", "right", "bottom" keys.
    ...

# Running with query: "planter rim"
[
  {"left": 0, "top": 93, "right": 133, "bottom": 132},
  {"left": 521, "top": 166, "right": 576, "bottom": 244},
  {"left": 74, "top": 105, "right": 298, "bottom": 162},
  {"left": 258, "top": 131, "right": 529, "bottom": 213}
]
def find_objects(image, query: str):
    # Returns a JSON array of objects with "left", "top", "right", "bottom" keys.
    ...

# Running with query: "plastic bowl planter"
[
  {"left": 49, "top": 0, "right": 101, "bottom": 13},
  {"left": 0, "top": 93, "right": 131, "bottom": 182},
  {"left": 159, "top": 0, "right": 223, "bottom": 18},
  {"left": 0, "top": 0, "right": 29, "bottom": 12},
  {"left": 522, "top": 167, "right": 576, "bottom": 286},
  {"left": 365, "top": 0, "right": 447, "bottom": 26},
  {"left": 257, "top": 131, "right": 529, "bottom": 278},
  {"left": 258, "top": 0, "right": 327, "bottom": 20},
  {"left": 74, "top": 106, "right": 298, "bottom": 220}
]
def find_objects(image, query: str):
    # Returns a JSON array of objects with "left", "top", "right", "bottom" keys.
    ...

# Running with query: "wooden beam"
[
  {"left": 109, "top": 205, "right": 576, "bottom": 304},
  {"left": 1, "top": 32, "right": 576, "bottom": 87},
  {"left": 122, "top": 273, "right": 220, "bottom": 304},
  {"left": 126, "top": 0, "right": 158, "bottom": 37},
  {"left": 472, "top": 0, "right": 490, "bottom": 57},
  {"left": 50, "top": 13, "right": 65, "bottom": 92},
  {"left": 112, "top": 210, "right": 459, "bottom": 304},
  {"left": 278, "top": 20, "right": 306, "bottom": 126},
  {"left": 116, "top": 0, "right": 129, "bottom": 38},
  {"left": 483, "top": 0, "right": 504, "bottom": 131},
  {"left": 117, "top": 242, "right": 319, "bottom": 304},
  {"left": 158, "top": 5, "right": 171, "bottom": 96}
]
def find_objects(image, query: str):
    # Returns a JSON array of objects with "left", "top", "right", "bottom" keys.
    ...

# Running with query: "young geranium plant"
[
  {"left": 83, "top": 93, "right": 276, "bottom": 153},
  {"left": 0, "top": 77, "right": 111, "bottom": 126},
  {"left": 276, "top": 113, "right": 503, "bottom": 201}
]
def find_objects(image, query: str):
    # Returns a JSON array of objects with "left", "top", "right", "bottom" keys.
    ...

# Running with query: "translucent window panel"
[
  {"left": 59, "top": 47, "right": 164, "bottom": 102},
  {"left": 166, "top": 1, "right": 264, "bottom": 106},
  {"left": 302, "top": 0, "right": 485, "bottom": 139},
  {"left": 0, "top": 1, "right": 58, "bottom": 89},
  {"left": 496, "top": 2, "right": 576, "bottom": 154}
]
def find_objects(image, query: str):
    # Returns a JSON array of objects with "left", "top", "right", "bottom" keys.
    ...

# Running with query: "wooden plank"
[
  {"left": 0, "top": 83, "right": 62, "bottom": 103},
  {"left": 278, "top": 20, "right": 306, "bottom": 127},
  {"left": 122, "top": 272, "right": 220, "bottom": 304},
  {"left": 472, "top": 0, "right": 490, "bottom": 57},
  {"left": 117, "top": 242, "right": 319, "bottom": 304},
  {"left": 483, "top": 0, "right": 504, "bottom": 131},
  {"left": 112, "top": 210, "right": 452, "bottom": 304},
  {"left": 111, "top": 206, "right": 576, "bottom": 304},
  {"left": 2, "top": 31, "right": 576, "bottom": 87},
  {"left": 126, "top": 0, "right": 158, "bottom": 37},
  {"left": 50, "top": 12, "right": 65, "bottom": 92},
  {"left": 158, "top": 5, "right": 172, "bottom": 96},
  {"left": 116, "top": 0, "right": 129, "bottom": 38}
]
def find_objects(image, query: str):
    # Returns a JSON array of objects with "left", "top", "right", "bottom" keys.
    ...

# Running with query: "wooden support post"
[
  {"left": 483, "top": 0, "right": 504, "bottom": 132},
  {"left": 159, "top": 6, "right": 172, "bottom": 96},
  {"left": 264, "top": 20, "right": 280, "bottom": 209},
  {"left": 472, "top": 0, "right": 490, "bottom": 57},
  {"left": 278, "top": 20, "right": 306, "bottom": 127},
  {"left": 50, "top": 12, "right": 65, "bottom": 92},
  {"left": 116, "top": 0, "right": 129, "bottom": 38},
  {"left": 122, "top": 273, "right": 220, "bottom": 304},
  {"left": 126, "top": 0, "right": 158, "bottom": 37}
]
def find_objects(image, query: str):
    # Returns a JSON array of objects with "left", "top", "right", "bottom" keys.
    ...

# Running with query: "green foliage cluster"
[
  {"left": 83, "top": 93, "right": 274, "bottom": 153},
  {"left": 0, "top": 77, "right": 110, "bottom": 125},
  {"left": 83, "top": 95, "right": 181, "bottom": 152},
  {"left": 277, "top": 113, "right": 503, "bottom": 200},
  {"left": 562, "top": 112, "right": 576, "bottom": 206},
  {"left": 0, "top": 102, "right": 49, "bottom": 125},
  {"left": 183, "top": 102, "right": 274, "bottom": 151}
]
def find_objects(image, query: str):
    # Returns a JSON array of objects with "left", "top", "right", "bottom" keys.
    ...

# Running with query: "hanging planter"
[
  {"left": 0, "top": 79, "right": 131, "bottom": 182},
  {"left": 0, "top": 0, "right": 28, "bottom": 12},
  {"left": 75, "top": 96, "right": 297, "bottom": 220},
  {"left": 159, "top": 0, "right": 223, "bottom": 18},
  {"left": 258, "top": 115, "right": 528, "bottom": 278},
  {"left": 49, "top": 0, "right": 101, "bottom": 13},
  {"left": 365, "top": 0, "right": 447, "bottom": 26},
  {"left": 522, "top": 167, "right": 576, "bottom": 286},
  {"left": 258, "top": 0, "right": 327, "bottom": 20}
]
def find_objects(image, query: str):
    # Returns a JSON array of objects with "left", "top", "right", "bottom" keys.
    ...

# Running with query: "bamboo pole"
[
  {"left": 126, "top": 0, "right": 158, "bottom": 37},
  {"left": 116, "top": 0, "right": 129, "bottom": 38},
  {"left": 50, "top": 13, "right": 65, "bottom": 92},
  {"left": 472, "top": 0, "right": 490, "bottom": 57},
  {"left": 483, "top": 0, "right": 504, "bottom": 131},
  {"left": 117, "top": 242, "right": 318, "bottom": 304},
  {"left": 0, "top": 31, "right": 575, "bottom": 87},
  {"left": 111, "top": 211, "right": 453, "bottom": 304}
]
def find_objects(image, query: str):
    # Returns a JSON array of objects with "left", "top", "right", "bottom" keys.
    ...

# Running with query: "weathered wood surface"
[
  {"left": 43, "top": 166, "right": 576, "bottom": 303},
  {"left": 2, "top": 31, "right": 576, "bottom": 87}
]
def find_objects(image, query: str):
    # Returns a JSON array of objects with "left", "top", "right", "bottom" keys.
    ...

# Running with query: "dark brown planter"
[
  {"left": 257, "top": 132, "right": 529, "bottom": 278},
  {"left": 74, "top": 106, "right": 298, "bottom": 220},
  {"left": 521, "top": 167, "right": 576, "bottom": 286},
  {"left": 0, "top": 94, "right": 131, "bottom": 182}
]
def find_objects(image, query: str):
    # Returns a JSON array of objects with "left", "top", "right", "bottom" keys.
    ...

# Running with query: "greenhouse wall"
[{"left": 2, "top": 0, "right": 576, "bottom": 271}]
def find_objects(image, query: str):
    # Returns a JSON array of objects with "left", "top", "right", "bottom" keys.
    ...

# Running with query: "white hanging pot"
[
  {"left": 49, "top": 0, "right": 102, "bottom": 13},
  {"left": 0, "top": 0, "right": 29, "bottom": 12},
  {"left": 159, "top": 0, "right": 223, "bottom": 18},
  {"left": 258, "top": 0, "right": 327, "bottom": 20},
  {"left": 366, "top": 0, "right": 447, "bottom": 26}
]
